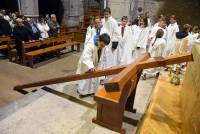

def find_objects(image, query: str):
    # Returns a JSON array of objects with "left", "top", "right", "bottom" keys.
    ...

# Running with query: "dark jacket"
[
  {"left": 24, "top": 22, "right": 40, "bottom": 40},
  {"left": 0, "top": 18, "right": 12, "bottom": 36}
]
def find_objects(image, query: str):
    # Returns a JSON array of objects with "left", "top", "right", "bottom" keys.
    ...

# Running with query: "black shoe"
[
  {"left": 156, "top": 72, "right": 160, "bottom": 78},
  {"left": 79, "top": 93, "right": 94, "bottom": 98}
]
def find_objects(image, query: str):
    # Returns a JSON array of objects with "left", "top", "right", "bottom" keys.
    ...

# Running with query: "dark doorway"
[
  {"left": 38, "top": 0, "right": 64, "bottom": 24},
  {"left": 0, "top": 0, "right": 18, "bottom": 13}
]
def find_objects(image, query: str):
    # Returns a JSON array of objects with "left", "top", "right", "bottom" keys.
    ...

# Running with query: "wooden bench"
[
  {"left": 0, "top": 36, "right": 10, "bottom": 51},
  {"left": 7, "top": 40, "right": 18, "bottom": 63},
  {"left": 22, "top": 34, "right": 81, "bottom": 67}
]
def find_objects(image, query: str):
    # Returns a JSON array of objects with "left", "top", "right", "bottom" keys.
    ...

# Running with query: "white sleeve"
[
  {"left": 82, "top": 45, "right": 95, "bottom": 70},
  {"left": 84, "top": 27, "right": 92, "bottom": 45},
  {"left": 37, "top": 24, "right": 46, "bottom": 33},
  {"left": 44, "top": 24, "right": 50, "bottom": 32}
]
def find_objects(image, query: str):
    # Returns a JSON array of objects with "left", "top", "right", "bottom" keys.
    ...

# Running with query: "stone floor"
[{"left": 0, "top": 51, "right": 156, "bottom": 134}]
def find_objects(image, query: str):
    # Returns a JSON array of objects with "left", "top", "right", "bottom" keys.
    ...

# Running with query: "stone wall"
[{"left": 20, "top": 0, "right": 39, "bottom": 16}]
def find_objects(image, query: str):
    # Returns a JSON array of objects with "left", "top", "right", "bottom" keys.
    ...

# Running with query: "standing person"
[
  {"left": 132, "top": 18, "right": 150, "bottom": 61},
  {"left": 142, "top": 29, "right": 166, "bottom": 80},
  {"left": 119, "top": 16, "right": 133, "bottom": 65},
  {"left": 165, "top": 15, "right": 179, "bottom": 56},
  {"left": 172, "top": 24, "right": 190, "bottom": 55},
  {"left": 101, "top": 7, "right": 121, "bottom": 68},
  {"left": 149, "top": 20, "right": 167, "bottom": 42},
  {"left": 84, "top": 16, "right": 94, "bottom": 45},
  {"left": 37, "top": 16, "right": 50, "bottom": 39},
  {"left": 47, "top": 14, "right": 60, "bottom": 37},
  {"left": 0, "top": 13, "right": 11, "bottom": 36},
  {"left": 13, "top": 18, "right": 31, "bottom": 63},
  {"left": 154, "top": 14, "right": 166, "bottom": 28},
  {"left": 84, "top": 16, "right": 108, "bottom": 46},
  {"left": 76, "top": 33, "right": 110, "bottom": 98},
  {"left": 144, "top": 12, "right": 152, "bottom": 31}
]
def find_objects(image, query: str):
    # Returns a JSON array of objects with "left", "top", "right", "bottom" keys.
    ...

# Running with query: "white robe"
[
  {"left": 37, "top": 23, "right": 50, "bottom": 39},
  {"left": 144, "top": 38, "right": 166, "bottom": 76},
  {"left": 119, "top": 25, "right": 133, "bottom": 65},
  {"left": 84, "top": 25, "right": 94, "bottom": 46},
  {"left": 165, "top": 22, "right": 179, "bottom": 56},
  {"left": 76, "top": 43, "right": 105, "bottom": 95},
  {"left": 132, "top": 26, "right": 150, "bottom": 61},
  {"left": 102, "top": 16, "right": 121, "bottom": 68}
]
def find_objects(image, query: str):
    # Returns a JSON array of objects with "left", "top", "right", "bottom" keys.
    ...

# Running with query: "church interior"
[{"left": 0, "top": 0, "right": 200, "bottom": 134}]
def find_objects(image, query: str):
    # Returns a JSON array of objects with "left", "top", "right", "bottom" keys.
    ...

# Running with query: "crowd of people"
[
  {"left": 0, "top": 9, "right": 60, "bottom": 61},
  {"left": 76, "top": 7, "right": 200, "bottom": 97}
]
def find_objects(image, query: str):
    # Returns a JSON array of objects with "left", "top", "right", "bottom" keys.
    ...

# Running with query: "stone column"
[
  {"left": 20, "top": 0, "right": 39, "bottom": 16},
  {"left": 61, "top": 0, "right": 84, "bottom": 26},
  {"left": 107, "top": 0, "right": 131, "bottom": 21}
]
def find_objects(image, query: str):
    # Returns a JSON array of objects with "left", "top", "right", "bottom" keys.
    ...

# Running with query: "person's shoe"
[
  {"left": 100, "top": 79, "right": 105, "bottom": 85},
  {"left": 79, "top": 93, "right": 94, "bottom": 98},
  {"left": 156, "top": 72, "right": 160, "bottom": 78}
]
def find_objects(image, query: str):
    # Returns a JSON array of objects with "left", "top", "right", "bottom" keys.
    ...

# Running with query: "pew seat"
[
  {"left": 24, "top": 41, "right": 81, "bottom": 68},
  {"left": 0, "top": 45, "right": 8, "bottom": 50}
]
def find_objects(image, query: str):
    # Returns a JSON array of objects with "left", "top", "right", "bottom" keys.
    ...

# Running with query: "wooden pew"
[
  {"left": 22, "top": 34, "right": 81, "bottom": 68},
  {"left": 7, "top": 40, "right": 18, "bottom": 63},
  {"left": 0, "top": 36, "right": 10, "bottom": 51}
]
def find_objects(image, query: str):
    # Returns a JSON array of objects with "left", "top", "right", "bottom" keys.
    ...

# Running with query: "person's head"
[
  {"left": 11, "top": 13, "right": 17, "bottom": 20},
  {"left": 121, "top": 16, "right": 128, "bottom": 27},
  {"left": 159, "top": 20, "right": 166, "bottom": 29},
  {"left": 104, "top": 7, "right": 111, "bottom": 19},
  {"left": 97, "top": 33, "right": 111, "bottom": 48},
  {"left": 51, "top": 14, "right": 57, "bottom": 22},
  {"left": 170, "top": 15, "right": 177, "bottom": 24},
  {"left": 0, "top": 9, "right": 6, "bottom": 15},
  {"left": 159, "top": 14, "right": 166, "bottom": 21},
  {"left": 94, "top": 16, "right": 102, "bottom": 28},
  {"left": 139, "top": 18, "right": 148, "bottom": 27},
  {"left": 26, "top": 18, "right": 32, "bottom": 24},
  {"left": 192, "top": 26, "right": 199, "bottom": 33},
  {"left": 39, "top": 16, "right": 45, "bottom": 23},
  {"left": 132, "top": 18, "right": 139, "bottom": 26},
  {"left": 156, "top": 29, "right": 164, "bottom": 38},
  {"left": 16, "top": 18, "right": 23, "bottom": 26},
  {"left": 89, "top": 16, "right": 94, "bottom": 25},
  {"left": 182, "top": 24, "right": 191, "bottom": 33},
  {"left": 0, "top": 12, "right": 3, "bottom": 19}
]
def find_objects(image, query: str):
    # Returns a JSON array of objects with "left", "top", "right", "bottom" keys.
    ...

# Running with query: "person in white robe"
[
  {"left": 153, "top": 14, "right": 166, "bottom": 28},
  {"left": 188, "top": 26, "right": 199, "bottom": 51},
  {"left": 37, "top": 17, "right": 50, "bottom": 39},
  {"left": 142, "top": 29, "right": 166, "bottom": 79},
  {"left": 132, "top": 18, "right": 150, "bottom": 61},
  {"left": 165, "top": 15, "right": 179, "bottom": 56},
  {"left": 150, "top": 20, "right": 167, "bottom": 41},
  {"left": 84, "top": 16, "right": 94, "bottom": 46},
  {"left": 118, "top": 16, "right": 132, "bottom": 65},
  {"left": 101, "top": 7, "right": 121, "bottom": 68},
  {"left": 76, "top": 33, "right": 110, "bottom": 97},
  {"left": 84, "top": 16, "right": 109, "bottom": 46}
]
